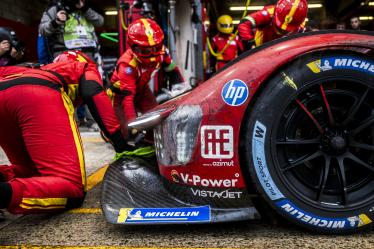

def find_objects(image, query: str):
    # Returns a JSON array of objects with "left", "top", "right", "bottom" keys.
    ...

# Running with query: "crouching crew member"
[{"left": 0, "top": 51, "right": 131, "bottom": 214}]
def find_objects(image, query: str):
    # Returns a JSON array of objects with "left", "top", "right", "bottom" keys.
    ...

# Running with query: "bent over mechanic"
[{"left": 0, "top": 51, "right": 131, "bottom": 214}]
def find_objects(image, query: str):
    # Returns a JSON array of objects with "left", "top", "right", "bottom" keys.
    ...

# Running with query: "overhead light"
[
  {"left": 230, "top": 3, "right": 323, "bottom": 11},
  {"left": 359, "top": 16, "right": 374, "bottom": 20},
  {"left": 361, "top": 2, "right": 374, "bottom": 6},
  {"left": 308, "top": 4, "right": 323, "bottom": 8},
  {"left": 105, "top": 10, "right": 118, "bottom": 15},
  {"left": 233, "top": 17, "right": 309, "bottom": 25},
  {"left": 230, "top": 6, "right": 264, "bottom": 11}
]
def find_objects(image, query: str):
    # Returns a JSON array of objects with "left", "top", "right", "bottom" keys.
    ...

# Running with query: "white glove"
[{"left": 170, "top": 82, "right": 192, "bottom": 97}]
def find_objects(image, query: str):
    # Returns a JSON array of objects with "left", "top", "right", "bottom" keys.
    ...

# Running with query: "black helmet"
[{"left": 50, "top": 0, "right": 84, "bottom": 12}]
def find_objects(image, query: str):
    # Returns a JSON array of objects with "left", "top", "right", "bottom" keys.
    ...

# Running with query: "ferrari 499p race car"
[{"left": 101, "top": 30, "right": 374, "bottom": 234}]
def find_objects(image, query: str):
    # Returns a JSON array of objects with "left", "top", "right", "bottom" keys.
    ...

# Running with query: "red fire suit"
[
  {"left": 0, "top": 62, "right": 127, "bottom": 214},
  {"left": 238, "top": 5, "right": 303, "bottom": 48},
  {"left": 211, "top": 33, "right": 243, "bottom": 70},
  {"left": 110, "top": 47, "right": 183, "bottom": 136}
]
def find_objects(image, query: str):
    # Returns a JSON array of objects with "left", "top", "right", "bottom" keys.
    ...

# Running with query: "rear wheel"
[{"left": 242, "top": 51, "right": 374, "bottom": 233}]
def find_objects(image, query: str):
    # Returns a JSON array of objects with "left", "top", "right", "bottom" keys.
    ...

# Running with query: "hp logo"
[{"left": 221, "top": 79, "right": 249, "bottom": 106}]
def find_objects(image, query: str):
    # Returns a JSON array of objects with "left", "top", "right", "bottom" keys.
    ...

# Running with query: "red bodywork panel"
[{"left": 153, "top": 32, "right": 374, "bottom": 189}]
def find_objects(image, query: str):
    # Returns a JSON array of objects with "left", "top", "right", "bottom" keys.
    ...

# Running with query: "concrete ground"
[{"left": 0, "top": 131, "right": 373, "bottom": 249}]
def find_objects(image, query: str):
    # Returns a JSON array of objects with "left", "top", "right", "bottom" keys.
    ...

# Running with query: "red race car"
[{"left": 101, "top": 30, "right": 374, "bottom": 234}]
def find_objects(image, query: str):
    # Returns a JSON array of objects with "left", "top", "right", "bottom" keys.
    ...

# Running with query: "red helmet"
[
  {"left": 53, "top": 50, "right": 95, "bottom": 64},
  {"left": 274, "top": 0, "right": 308, "bottom": 34},
  {"left": 127, "top": 18, "right": 165, "bottom": 65}
]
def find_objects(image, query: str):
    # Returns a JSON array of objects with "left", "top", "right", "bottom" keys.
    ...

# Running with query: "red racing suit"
[
  {"left": 238, "top": 5, "right": 303, "bottom": 48},
  {"left": 110, "top": 47, "right": 184, "bottom": 136},
  {"left": 211, "top": 33, "right": 243, "bottom": 70},
  {"left": 0, "top": 62, "right": 127, "bottom": 214}
]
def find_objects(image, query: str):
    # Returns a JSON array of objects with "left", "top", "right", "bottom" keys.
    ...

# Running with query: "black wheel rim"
[{"left": 273, "top": 78, "right": 374, "bottom": 210}]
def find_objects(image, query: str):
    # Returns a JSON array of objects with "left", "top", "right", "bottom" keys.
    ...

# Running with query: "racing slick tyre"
[{"left": 241, "top": 51, "right": 374, "bottom": 234}]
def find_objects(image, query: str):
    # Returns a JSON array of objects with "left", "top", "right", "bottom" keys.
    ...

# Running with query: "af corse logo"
[
  {"left": 221, "top": 79, "right": 249, "bottom": 106},
  {"left": 201, "top": 125, "right": 233, "bottom": 159}
]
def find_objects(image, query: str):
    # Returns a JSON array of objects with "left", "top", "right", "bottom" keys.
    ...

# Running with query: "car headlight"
[{"left": 154, "top": 105, "right": 203, "bottom": 166}]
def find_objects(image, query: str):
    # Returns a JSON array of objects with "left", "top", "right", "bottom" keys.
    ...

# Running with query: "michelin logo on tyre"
[
  {"left": 276, "top": 199, "right": 373, "bottom": 230},
  {"left": 307, "top": 57, "right": 374, "bottom": 75}
]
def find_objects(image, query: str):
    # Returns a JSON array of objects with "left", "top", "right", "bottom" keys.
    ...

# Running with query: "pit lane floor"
[{"left": 0, "top": 132, "right": 373, "bottom": 249}]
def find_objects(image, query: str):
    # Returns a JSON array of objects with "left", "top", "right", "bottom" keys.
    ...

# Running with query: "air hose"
[
  {"left": 119, "top": 4, "right": 128, "bottom": 31},
  {"left": 114, "top": 146, "right": 156, "bottom": 160}
]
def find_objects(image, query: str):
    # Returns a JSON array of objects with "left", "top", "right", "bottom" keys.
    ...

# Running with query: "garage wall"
[
  {"left": 174, "top": 0, "right": 193, "bottom": 83},
  {"left": 0, "top": 0, "right": 45, "bottom": 25},
  {"left": 174, "top": 0, "right": 204, "bottom": 86}
]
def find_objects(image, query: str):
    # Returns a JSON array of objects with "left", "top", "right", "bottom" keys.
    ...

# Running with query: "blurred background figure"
[
  {"left": 39, "top": 0, "right": 104, "bottom": 129},
  {"left": 305, "top": 20, "right": 320, "bottom": 32},
  {"left": 209, "top": 14, "right": 243, "bottom": 71},
  {"left": 0, "top": 29, "right": 11, "bottom": 63},
  {"left": 0, "top": 28, "right": 25, "bottom": 66},
  {"left": 336, "top": 22, "right": 346, "bottom": 30},
  {"left": 39, "top": 0, "right": 103, "bottom": 60},
  {"left": 350, "top": 16, "right": 361, "bottom": 31}
]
